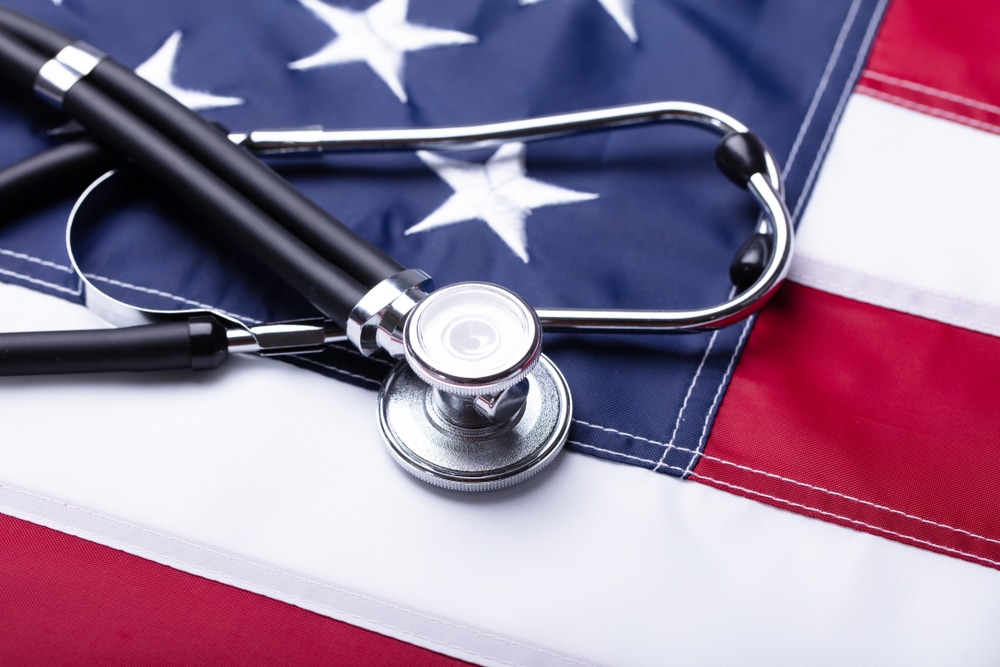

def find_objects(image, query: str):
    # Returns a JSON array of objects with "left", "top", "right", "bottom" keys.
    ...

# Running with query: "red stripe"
[
  {"left": 0, "top": 513, "right": 469, "bottom": 666},
  {"left": 858, "top": 0, "right": 1000, "bottom": 133},
  {"left": 696, "top": 283, "right": 1000, "bottom": 569}
]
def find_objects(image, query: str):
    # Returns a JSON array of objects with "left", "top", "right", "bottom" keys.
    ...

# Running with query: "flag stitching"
[
  {"left": 84, "top": 274, "right": 260, "bottom": 323},
  {"left": 856, "top": 87, "right": 1000, "bottom": 134},
  {"left": 651, "top": 327, "right": 721, "bottom": 473},
  {"left": 574, "top": 440, "right": 1000, "bottom": 568},
  {"left": 790, "top": 0, "right": 891, "bottom": 224},
  {"left": 782, "top": 0, "right": 865, "bottom": 177},
  {"left": 0, "top": 267, "right": 80, "bottom": 296},
  {"left": 686, "top": 316, "right": 754, "bottom": 475},
  {"left": 0, "top": 246, "right": 75, "bottom": 274},
  {"left": 862, "top": 71, "right": 1000, "bottom": 115},
  {"left": 691, "top": 473, "right": 1000, "bottom": 568},
  {"left": 565, "top": 441, "right": 1000, "bottom": 567},
  {"left": 571, "top": 440, "right": 686, "bottom": 473},
  {"left": 574, "top": 422, "right": 1000, "bottom": 548}
]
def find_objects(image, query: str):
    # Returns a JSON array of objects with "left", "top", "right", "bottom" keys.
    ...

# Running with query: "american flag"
[{"left": 1, "top": 0, "right": 998, "bottom": 664}]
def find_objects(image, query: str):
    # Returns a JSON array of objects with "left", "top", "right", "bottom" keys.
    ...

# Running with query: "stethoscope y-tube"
[{"left": 0, "top": 7, "right": 793, "bottom": 490}]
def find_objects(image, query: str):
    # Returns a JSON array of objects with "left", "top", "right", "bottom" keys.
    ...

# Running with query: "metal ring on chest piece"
[{"left": 378, "top": 283, "right": 573, "bottom": 491}]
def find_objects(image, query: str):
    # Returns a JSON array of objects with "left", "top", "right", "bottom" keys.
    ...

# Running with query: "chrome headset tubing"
[
  {"left": 240, "top": 102, "right": 790, "bottom": 334},
  {"left": 0, "top": 7, "right": 792, "bottom": 491}
]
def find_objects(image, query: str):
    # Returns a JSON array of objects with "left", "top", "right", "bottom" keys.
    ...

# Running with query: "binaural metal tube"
[{"left": 242, "top": 101, "right": 751, "bottom": 155}]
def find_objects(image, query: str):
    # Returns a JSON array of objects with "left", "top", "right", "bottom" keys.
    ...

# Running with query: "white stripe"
[
  {"left": 795, "top": 94, "right": 1000, "bottom": 333},
  {"left": 790, "top": 254, "right": 1000, "bottom": 336},
  {"left": 858, "top": 86, "right": 1000, "bottom": 134}
]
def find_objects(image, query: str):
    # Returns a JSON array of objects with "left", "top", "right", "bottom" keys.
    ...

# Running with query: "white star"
[
  {"left": 288, "top": 0, "right": 477, "bottom": 103},
  {"left": 407, "top": 143, "right": 598, "bottom": 263},
  {"left": 135, "top": 31, "right": 245, "bottom": 111},
  {"left": 520, "top": 0, "right": 638, "bottom": 43}
]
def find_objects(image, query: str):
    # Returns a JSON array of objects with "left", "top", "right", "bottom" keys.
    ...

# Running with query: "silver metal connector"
[
  {"left": 33, "top": 41, "right": 106, "bottom": 107},
  {"left": 346, "top": 269, "right": 434, "bottom": 357}
]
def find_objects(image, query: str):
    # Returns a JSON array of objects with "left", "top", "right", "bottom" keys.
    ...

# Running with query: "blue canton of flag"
[{"left": 0, "top": 0, "right": 887, "bottom": 476}]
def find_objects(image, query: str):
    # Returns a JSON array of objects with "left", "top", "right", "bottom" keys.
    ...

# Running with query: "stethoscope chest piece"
[{"left": 377, "top": 283, "right": 572, "bottom": 491}]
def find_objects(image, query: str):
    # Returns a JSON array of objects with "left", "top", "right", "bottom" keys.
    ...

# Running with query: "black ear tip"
[
  {"left": 729, "top": 232, "right": 772, "bottom": 292},
  {"left": 715, "top": 131, "right": 770, "bottom": 188}
]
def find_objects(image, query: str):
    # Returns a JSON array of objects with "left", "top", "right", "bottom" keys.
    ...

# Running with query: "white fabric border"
[
  {"left": 1, "top": 284, "right": 999, "bottom": 666},
  {"left": 794, "top": 94, "right": 1000, "bottom": 334}
]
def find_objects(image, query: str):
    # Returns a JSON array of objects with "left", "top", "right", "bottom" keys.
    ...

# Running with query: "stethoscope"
[{"left": 0, "top": 8, "right": 792, "bottom": 491}]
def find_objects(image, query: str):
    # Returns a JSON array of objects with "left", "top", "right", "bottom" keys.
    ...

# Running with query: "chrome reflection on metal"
[
  {"left": 56, "top": 42, "right": 106, "bottom": 77},
  {"left": 246, "top": 101, "right": 760, "bottom": 169},
  {"left": 224, "top": 319, "right": 347, "bottom": 356},
  {"left": 33, "top": 41, "right": 106, "bottom": 107},
  {"left": 403, "top": 283, "right": 541, "bottom": 396},
  {"left": 346, "top": 269, "right": 433, "bottom": 358},
  {"left": 67, "top": 170, "right": 347, "bottom": 355},
  {"left": 34, "top": 59, "right": 86, "bottom": 107},
  {"left": 378, "top": 354, "right": 571, "bottom": 492}
]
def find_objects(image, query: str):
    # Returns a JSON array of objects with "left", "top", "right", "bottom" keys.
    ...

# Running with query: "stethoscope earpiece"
[{"left": 729, "top": 232, "right": 773, "bottom": 293}]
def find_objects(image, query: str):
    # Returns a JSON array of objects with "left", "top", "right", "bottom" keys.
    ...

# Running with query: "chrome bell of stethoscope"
[
  {"left": 377, "top": 281, "right": 572, "bottom": 492},
  {"left": 65, "top": 101, "right": 792, "bottom": 492}
]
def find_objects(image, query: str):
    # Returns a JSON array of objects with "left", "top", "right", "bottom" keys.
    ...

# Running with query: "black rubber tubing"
[
  {"left": 63, "top": 83, "right": 368, "bottom": 325},
  {"left": 0, "top": 6, "right": 70, "bottom": 54},
  {"left": 0, "top": 138, "right": 117, "bottom": 214},
  {"left": 0, "top": 22, "right": 44, "bottom": 88},
  {"left": 0, "top": 316, "right": 229, "bottom": 375},
  {"left": 0, "top": 29, "right": 367, "bottom": 326},
  {"left": 0, "top": 6, "right": 405, "bottom": 288},
  {"left": 91, "top": 59, "right": 406, "bottom": 287}
]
